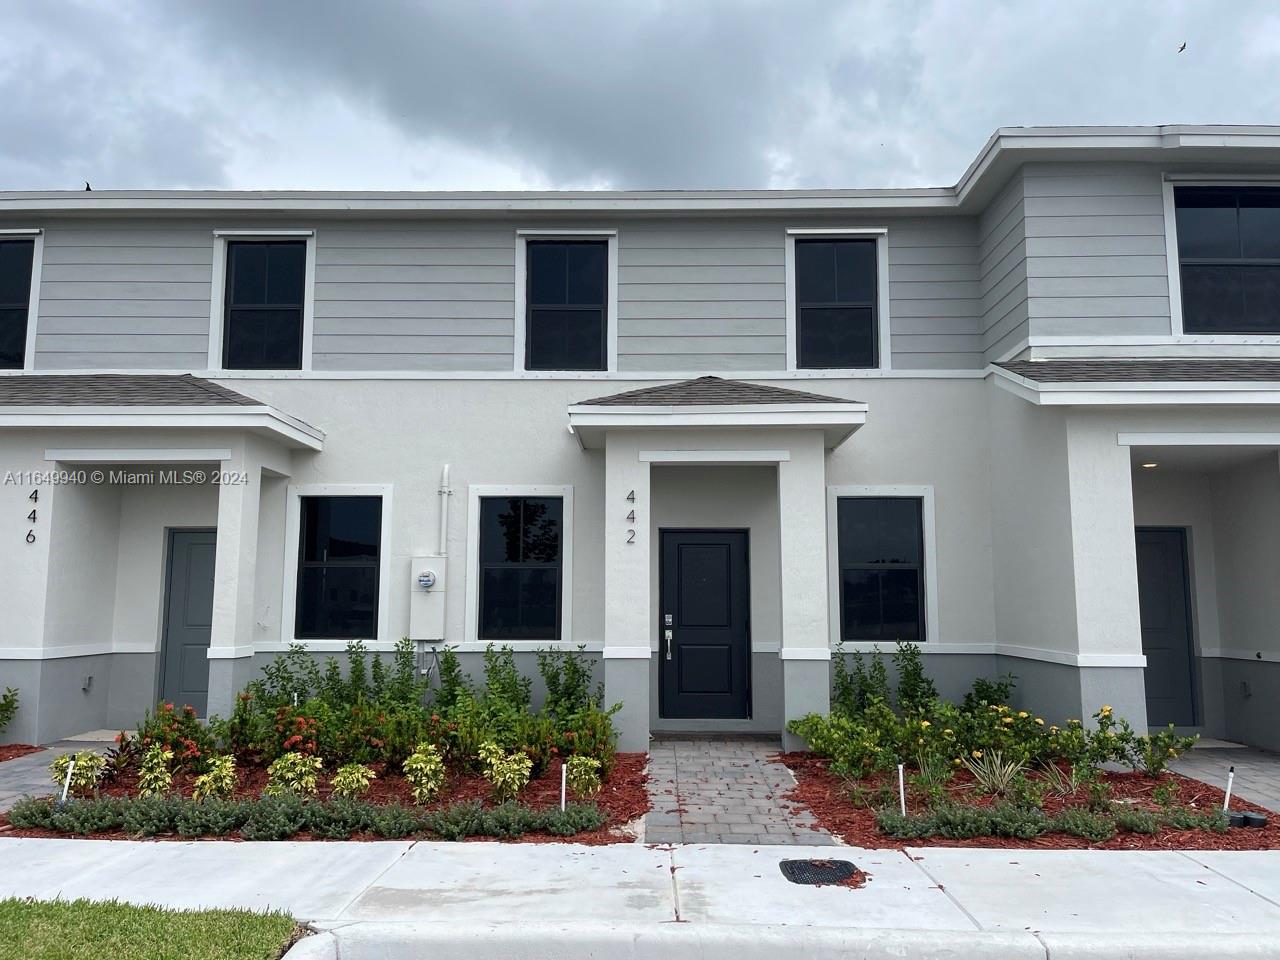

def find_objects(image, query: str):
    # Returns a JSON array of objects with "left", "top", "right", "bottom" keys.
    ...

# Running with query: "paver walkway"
[
  {"left": 1172, "top": 745, "right": 1280, "bottom": 813},
  {"left": 644, "top": 735, "right": 833, "bottom": 845}
]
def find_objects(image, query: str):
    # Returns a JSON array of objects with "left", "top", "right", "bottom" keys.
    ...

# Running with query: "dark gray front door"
[
  {"left": 1135, "top": 527, "right": 1196, "bottom": 727},
  {"left": 160, "top": 528, "right": 216, "bottom": 716},
  {"left": 659, "top": 529, "right": 750, "bottom": 720}
]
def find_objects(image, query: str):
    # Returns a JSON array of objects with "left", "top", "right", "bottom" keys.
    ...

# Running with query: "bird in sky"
[
  {"left": 1178, "top": 41, "right": 1187, "bottom": 52},
  {"left": 84, "top": 181, "right": 91, "bottom": 191}
]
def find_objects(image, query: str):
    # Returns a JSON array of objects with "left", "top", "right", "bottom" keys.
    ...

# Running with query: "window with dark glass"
[
  {"left": 1175, "top": 186, "right": 1280, "bottom": 333},
  {"left": 295, "top": 496, "right": 381, "bottom": 639},
  {"left": 836, "top": 497, "right": 924, "bottom": 643},
  {"left": 478, "top": 496, "right": 563, "bottom": 640},
  {"left": 223, "top": 240, "right": 306, "bottom": 369},
  {"left": 795, "top": 238, "right": 878, "bottom": 368},
  {"left": 0, "top": 239, "right": 35, "bottom": 370},
  {"left": 525, "top": 240, "right": 606, "bottom": 370}
]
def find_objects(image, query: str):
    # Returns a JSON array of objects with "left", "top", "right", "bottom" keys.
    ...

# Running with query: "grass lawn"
[{"left": 0, "top": 897, "right": 303, "bottom": 960}]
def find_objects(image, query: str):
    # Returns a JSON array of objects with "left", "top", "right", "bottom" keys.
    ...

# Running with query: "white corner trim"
[
  {"left": 280, "top": 483, "right": 394, "bottom": 646},
  {"left": 1161, "top": 179, "right": 1185, "bottom": 337},
  {"left": 464, "top": 483, "right": 575, "bottom": 646},
  {"left": 206, "top": 644, "right": 256, "bottom": 660},
  {"left": 602, "top": 645, "right": 651, "bottom": 659},
  {"left": 513, "top": 229, "right": 618, "bottom": 373},
  {"left": 637, "top": 449, "right": 791, "bottom": 464},
  {"left": 208, "top": 231, "right": 317, "bottom": 373},
  {"left": 20, "top": 231, "right": 43, "bottom": 371},
  {"left": 44, "top": 447, "right": 233, "bottom": 463},
  {"left": 784, "top": 228, "right": 891, "bottom": 373},
  {"left": 778, "top": 647, "right": 832, "bottom": 661},
  {"left": 1117, "top": 432, "right": 1280, "bottom": 447},
  {"left": 0, "top": 228, "right": 43, "bottom": 236},
  {"left": 826, "top": 484, "right": 939, "bottom": 649}
]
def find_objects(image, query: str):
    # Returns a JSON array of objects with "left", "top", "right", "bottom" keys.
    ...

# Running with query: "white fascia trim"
[
  {"left": 280, "top": 483, "right": 395, "bottom": 646},
  {"left": 465, "top": 484, "right": 575, "bottom": 647},
  {"left": 1027, "top": 334, "right": 1280, "bottom": 347},
  {"left": 0, "top": 367, "right": 983, "bottom": 381},
  {"left": 602, "top": 645, "right": 651, "bottom": 659},
  {"left": 1118, "top": 432, "right": 1280, "bottom": 446},
  {"left": 0, "top": 642, "right": 156, "bottom": 660},
  {"left": 44, "top": 447, "right": 233, "bottom": 463},
  {"left": 828, "top": 641, "right": 1147, "bottom": 668},
  {"left": 0, "top": 406, "right": 325, "bottom": 450},
  {"left": 826, "top": 485, "right": 940, "bottom": 651},
  {"left": 784, "top": 228, "right": 891, "bottom": 373},
  {"left": 206, "top": 645, "right": 256, "bottom": 660},
  {"left": 0, "top": 228, "right": 43, "bottom": 235},
  {"left": 208, "top": 231, "right": 317, "bottom": 373},
  {"left": 513, "top": 229, "right": 619, "bottom": 373},
  {"left": 987, "top": 365, "right": 1280, "bottom": 407},
  {"left": 638, "top": 449, "right": 791, "bottom": 464}
]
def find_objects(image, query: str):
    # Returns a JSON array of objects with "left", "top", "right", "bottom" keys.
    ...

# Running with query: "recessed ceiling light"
[{"left": 1141, "top": 462, "right": 1159, "bottom": 469}]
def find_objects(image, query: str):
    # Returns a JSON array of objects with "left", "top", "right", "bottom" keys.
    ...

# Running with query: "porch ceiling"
[{"left": 566, "top": 376, "right": 868, "bottom": 450}]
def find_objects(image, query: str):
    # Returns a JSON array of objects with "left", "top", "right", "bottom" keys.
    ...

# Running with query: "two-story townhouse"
[{"left": 2, "top": 125, "right": 1280, "bottom": 755}]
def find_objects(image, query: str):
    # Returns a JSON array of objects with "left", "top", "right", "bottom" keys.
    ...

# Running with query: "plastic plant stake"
[
  {"left": 1223, "top": 766, "right": 1236, "bottom": 812},
  {"left": 57, "top": 758, "right": 75, "bottom": 807},
  {"left": 897, "top": 763, "right": 906, "bottom": 816},
  {"left": 560, "top": 760, "right": 567, "bottom": 812}
]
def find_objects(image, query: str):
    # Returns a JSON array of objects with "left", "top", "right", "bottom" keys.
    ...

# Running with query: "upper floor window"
[
  {"left": 0, "top": 238, "right": 35, "bottom": 370},
  {"left": 525, "top": 240, "right": 607, "bottom": 371},
  {"left": 295, "top": 495, "right": 383, "bottom": 640},
  {"left": 835, "top": 496, "right": 924, "bottom": 643},
  {"left": 478, "top": 495, "right": 564, "bottom": 640},
  {"left": 794, "top": 238, "right": 880, "bottom": 368},
  {"left": 223, "top": 240, "right": 306, "bottom": 369},
  {"left": 1175, "top": 186, "right": 1280, "bottom": 333}
]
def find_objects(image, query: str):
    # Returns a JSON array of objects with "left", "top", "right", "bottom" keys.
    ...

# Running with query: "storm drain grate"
[{"left": 778, "top": 858, "right": 858, "bottom": 885}]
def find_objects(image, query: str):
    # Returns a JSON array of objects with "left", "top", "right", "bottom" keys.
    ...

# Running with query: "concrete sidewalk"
[{"left": 2, "top": 839, "right": 1279, "bottom": 959}]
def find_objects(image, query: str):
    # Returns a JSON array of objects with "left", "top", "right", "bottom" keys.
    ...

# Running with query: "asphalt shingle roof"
[
  {"left": 0, "top": 374, "right": 260, "bottom": 406},
  {"left": 997, "top": 359, "right": 1280, "bottom": 383},
  {"left": 576, "top": 375, "right": 853, "bottom": 406}
]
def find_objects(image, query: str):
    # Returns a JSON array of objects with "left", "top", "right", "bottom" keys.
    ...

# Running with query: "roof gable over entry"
[{"left": 567, "top": 376, "right": 867, "bottom": 449}]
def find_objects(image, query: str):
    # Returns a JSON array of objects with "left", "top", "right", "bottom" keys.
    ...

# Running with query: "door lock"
[{"left": 664, "top": 629, "right": 673, "bottom": 660}]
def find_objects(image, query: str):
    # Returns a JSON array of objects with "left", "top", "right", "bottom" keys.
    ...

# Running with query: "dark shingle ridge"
[
  {"left": 576, "top": 375, "right": 853, "bottom": 406},
  {"left": 0, "top": 374, "right": 260, "bottom": 406},
  {"left": 998, "top": 359, "right": 1280, "bottom": 383}
]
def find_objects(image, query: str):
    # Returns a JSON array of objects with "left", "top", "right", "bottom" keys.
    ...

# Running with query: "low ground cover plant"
[{"left": 789, "top": 641, "right": 1211, "bottom": 845}]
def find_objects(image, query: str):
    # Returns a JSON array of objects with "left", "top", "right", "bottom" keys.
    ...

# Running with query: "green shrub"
[
  {"left": 0, "top": 686, "right": 18, "bottom": 735},
  {"left": 478, "top": 740, "right": 533, "bottom": 803},
  {"left": 263, "top": 752, "right": 323, "bottom": 797},
  {"left": 7, "top": 797, "right": 55, "bottom": 829},
  {"left": 537, "top": 646, "right": 599, "bottom": 720},
  {"left": 369, "top": 803, "right": 424, "bottom": 839},
  {"left": 122, "top": 795, "right": 183, "bottom": 836},
  {"left": 49, "top": 797, "right": 125, "bottom": 835},
  {"left": 961, "top": 750, "right": 1026, "bottom": 798},
  {"left": 308, "top": 796, "right": 374, "bottom": 839},
  {"left": 176, "top": 797, "right": 246, "bottom": 836},
  {"left": 565, "top": 755, "right": 602, "bottom": 798},
  {"left": 559, "top": 701, "right": 621, "bottom": 775},
  {"left": 1161, "top": 806, "right": 1228, "bottom": 833},
  {"left": 1054, "top": 807, "right": 1116, "bottom": 842},
  {"left": 962, "top": 673, "right": 1017, "bottom": 712},
  {"left": 403, "top": 743, "right": 447, "bottom": 803},
  {"left": 49, "top": 751, "right": 106, "bottom": 798},
  {"left": 1130, "top": 725, "right": 1199, "bottom": 776},
  {"left": 192, "top": 755, "right": 237, "bottom": 801},
  {"left": 136, "top": 702, "right": 215, "bottom": 772},
  {"left": 136, "top": 744, "right": 173, "bottom": 798},
  {"left": 988, "top": 802, "right": 1050, "bottom": 839},
  {"left": 893, "top": 642, "right": 938, "bottom": 714},
  {"left": 330, "top": 763, "right": 377, "bottom": 799},
  {"left": 239, "top": 794, "right": 309, "bottom": 841}
]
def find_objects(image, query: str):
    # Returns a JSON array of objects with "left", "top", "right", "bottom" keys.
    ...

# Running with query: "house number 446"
[{"left": 25, "top": 489, "right": 37, "bottom": 543}]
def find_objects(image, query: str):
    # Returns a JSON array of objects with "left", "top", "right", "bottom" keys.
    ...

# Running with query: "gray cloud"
[{"left": 2, "top": 1, "right": 1279, "bottom": 191}]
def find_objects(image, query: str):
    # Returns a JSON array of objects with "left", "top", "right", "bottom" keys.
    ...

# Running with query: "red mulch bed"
[
  {"left": 778, "top": 752, "right": 1280, "bottom": 850},
  {"left": 0, "top": 752, "right": 650, "bottom": 845},
  {"left": 0, "top": 744, "right": 41, "bottom": 763}
]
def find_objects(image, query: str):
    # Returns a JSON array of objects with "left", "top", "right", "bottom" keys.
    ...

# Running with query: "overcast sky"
[{"left": 3, "top": 1, "right": 1279, "bottom": 192}]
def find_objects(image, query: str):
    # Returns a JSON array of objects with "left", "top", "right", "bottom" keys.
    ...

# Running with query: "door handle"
[{"left": 664, "top": 629, "right": 673, "bottom": 660}]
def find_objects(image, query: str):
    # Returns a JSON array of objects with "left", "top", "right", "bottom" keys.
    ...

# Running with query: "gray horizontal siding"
[
  {"left": 1020, "top": 163, "right": 1171, "bottom": 340},
  {"left": 34, "top": 221, "right": 213, "bottom": 369},
  {"left": 979, "top": 170, "right": 1029, "bottom": 361}
]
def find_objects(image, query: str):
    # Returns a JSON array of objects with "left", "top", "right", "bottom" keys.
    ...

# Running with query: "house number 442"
[{"left": 625, "top": 489, "right": 636, "bottom": 543}]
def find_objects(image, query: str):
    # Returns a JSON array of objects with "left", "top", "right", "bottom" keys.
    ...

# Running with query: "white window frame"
[
  {"left": 825, "top": 484, "right": 938, "bottom": 650},
  {"left": 513, "top": 229, "right": 618, "bottom": 373},
  {"left": 281, "top": 483, "right": 394, "bottom": 646},
  {"left": 208, "top": 229, "right": 317, "bottom": 373},
  {"left": 785, "top": 227, "right": 891, "bottom": 372},
  {"left": 1163, "top": 176, "right": 1280, "bottom": 344},
  {"left": 0, "top": 228, "right": 44, "bottom": 370},
  {"left": 465, "top": 483, "right": 574, "bottom": 648}
]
